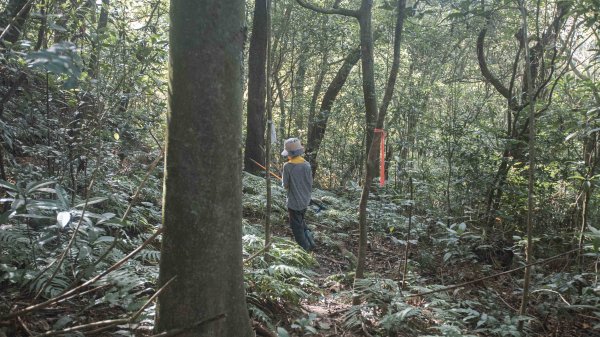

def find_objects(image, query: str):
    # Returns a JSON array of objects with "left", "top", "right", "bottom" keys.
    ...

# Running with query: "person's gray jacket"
[{"left": 282, "top": 160, "right": 312, "bottom": 211}]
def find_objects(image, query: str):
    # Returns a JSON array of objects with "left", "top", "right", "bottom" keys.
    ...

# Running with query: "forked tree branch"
[
  {"left": 296, "top": 0, "right": 359, "bottom": 18},
  {"left": 477, "top": 27, "right": 511, "bottom": 100}
]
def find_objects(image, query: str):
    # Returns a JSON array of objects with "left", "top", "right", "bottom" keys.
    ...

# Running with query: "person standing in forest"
[{"left": 282, "top": 138, "right": 316, "bottom": 251}]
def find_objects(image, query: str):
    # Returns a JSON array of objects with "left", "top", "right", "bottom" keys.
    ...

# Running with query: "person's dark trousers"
[{"left": 288, "top": 208, "right": 311, "bottom": 251}]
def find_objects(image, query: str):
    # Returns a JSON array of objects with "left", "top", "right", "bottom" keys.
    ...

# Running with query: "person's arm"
[
  {"left": 308, "top": 163, "right": 313, "bottom": 188},
  {"left": 282, "top": 163, "right": 290, "bottom": 189}
]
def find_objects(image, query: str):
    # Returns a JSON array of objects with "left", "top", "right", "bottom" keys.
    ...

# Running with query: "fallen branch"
[
  {"left": 403, "top": 248, "right": 580, "bottom": 298},
  {"left": 37, "top": 318, "right": 129, "bottom": 336},
  {"left": 149, "top": 313, "right": 226, "bottom": 337},
  {"left": 244, "top": 242, "right": 272, "bottom": 264},
  {"left": 87, "top": 152, "right": 164, "bottom": 273},
  {"left": 132, "top": 276, "right": 176, "bottom": 322},
  {"left": 317, "top": 254, "right": 346, "bottom": 265},
  {"left": 36, "top": 276, "right": 176, "bottom": 336},
  {"left": 3, "top": 227, "right": 163, "bottom": 320}
]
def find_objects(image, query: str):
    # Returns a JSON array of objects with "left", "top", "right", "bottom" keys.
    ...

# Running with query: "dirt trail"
[{"left": 293, "top": 235, "right": 403, "bottom": 337}]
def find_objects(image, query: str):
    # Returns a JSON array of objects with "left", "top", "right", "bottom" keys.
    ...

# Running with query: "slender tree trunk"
[
  {"left": 478, "top": 2, "right": 570, "bottom": 228},
  {"left": 355, "top": 0, "right": 406, "bottom": 304},
  {"left": 155, "top": 0, "right": 253, "bottom": 335},
  {"left": 354, "top": 2, "right": 377, "bottom": 300},
  {"left": 244, "top": 0, "right": 269, "bottom": 175},
  {"left": 52, "top": 0, "right": 69, "bottom": 43},
  {"left": 88, "top": 0, "right": 108, "bottom": 79},
  {"left": 293, "top": 54, "right": 307, "bottom": 134},
  {"left": 265, "top": 0, "right": 273, "bottom": 251},
  {"left": 307, "top": 20, "right": 328, "bottom": 120},
  {"left": 34, "top": 0, "right": 48, "bottom": 51},
  {"left": 275, "top": 73, "right": 287, "bottom": 143},
  {"left": 401, "top": 177, "right": 413, "bottom": 289},
  {"left": 357, "top": 1, "right": 378, "bottom": 156},
  {"left": 0, "top": 0, "right": 32, "bottom": 45},
  {"left": 518, "top": 0, "right": 536, "bottom": 330}
]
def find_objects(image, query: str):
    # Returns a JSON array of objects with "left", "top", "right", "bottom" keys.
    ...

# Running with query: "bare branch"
[
  {"left": 3, "top": 228, "right": 164, "bottom": 320},
  {"left": 295, "top": 0, "right": 359, "bottom": 18},
  {"left": 403, "top": 248, "right": 580, "bottom": 298}
]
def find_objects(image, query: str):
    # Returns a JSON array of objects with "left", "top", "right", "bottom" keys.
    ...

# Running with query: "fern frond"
[
  {"left": 135, "top": 249, "right": 161, "bottom": 263},
  {"left": 341, "top": 305, "right": 368, "bottom": 331},
  {"left": 0, "top": 228, "right": 26, "bottom": 244}
]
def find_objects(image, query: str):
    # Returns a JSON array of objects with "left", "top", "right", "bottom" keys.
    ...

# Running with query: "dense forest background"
[{"left": 0, "top": 0, "right": 599, "bottom": 336}]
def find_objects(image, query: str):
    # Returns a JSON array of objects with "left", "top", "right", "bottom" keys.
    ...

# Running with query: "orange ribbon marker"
[{"left": 374, "top": 128, "right": 386, "bottom": 187}]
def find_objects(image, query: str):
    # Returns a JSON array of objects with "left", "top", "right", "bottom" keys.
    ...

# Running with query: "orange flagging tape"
[{"left": 374, "top": 128, "right": 386, "bottom": 187}]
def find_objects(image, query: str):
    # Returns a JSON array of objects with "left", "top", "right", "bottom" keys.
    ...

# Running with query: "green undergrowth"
[
  {"left": 1, "top": 174, "right": 599, "bottom": 336},
  {"left": 0, "top": 173, "right": 342, "bottom": 335},
  {"left": 243, "top": 174, "right": 600, "bottom": 336}
]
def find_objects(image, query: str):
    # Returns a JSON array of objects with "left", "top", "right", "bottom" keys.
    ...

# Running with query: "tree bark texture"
[
  {"left": 156, "top": 0, "right": 253, "bottom": 336},
  {"left": 244, "top": 0, "right": 269, "bottom": 175}
]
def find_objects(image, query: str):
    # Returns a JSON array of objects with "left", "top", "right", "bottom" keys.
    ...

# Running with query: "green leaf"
[
  {"left": 305, "top": 326, "right": 317, "bottom": 333},
  {"left": 318, "top": 322, "right": 331, "bottom": 330},
  {"left": 74, "top": 197, "right": 108, "bottom": 208},
  {"left": 48, "top": 23, "right": 68, "bottom": 32},
  {"left": 12, "top": 214, "right": 54, "bottom": 220},
  {"left": 0, "top": 210, "right": 11, "bottom": 225},
  {"left": 443, "top": 252, "right": 453, "bottom": 262},
  {"left": 25, "top": 180, "right": 56, "bottom": 194},
  {"left": 277, "top": 327, "right": 290, "bottom": 337},
  {"left": 0, "top": 180, "right": 17, "bottom": 192},
  {"left": 52, "top": 315, "right": 73, "bottom": 330},
  {"left": 93, "top": 236, "right": 115, "bottom": 244}
]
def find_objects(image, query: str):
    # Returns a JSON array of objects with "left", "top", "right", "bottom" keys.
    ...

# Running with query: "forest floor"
[
  {"left": 269, "top": 218, "right": 597, "bottom": 337},
  {"left": 252, "top": 173, "right": 599, "bottom": 337},
  {"left": 1, "top": 173, "right": 598, "bottom": 336},
  {"left": 302, "top": 234, "right": 403, "bottom": 337}
]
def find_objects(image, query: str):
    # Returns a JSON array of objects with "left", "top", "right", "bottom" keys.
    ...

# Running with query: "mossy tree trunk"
[{"left": 155, "top": 0, "right": 253, "bottom": 336}]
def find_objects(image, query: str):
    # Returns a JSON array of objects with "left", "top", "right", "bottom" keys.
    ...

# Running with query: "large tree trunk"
[
  {"left": 155, "top": 0, "right": 253, "bottom": 336},
  {"left": 244, "top": 0, "right": 268, "bottom": 175}
]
